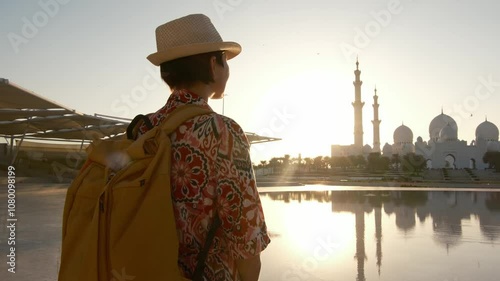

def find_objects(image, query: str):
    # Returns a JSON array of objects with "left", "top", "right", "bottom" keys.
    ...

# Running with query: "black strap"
[
  {"left": 192, "top": 214, "right": 221, "bottom": 281},
  {"left": 126, "top": 114, "right": 154, "bottom": 140}
]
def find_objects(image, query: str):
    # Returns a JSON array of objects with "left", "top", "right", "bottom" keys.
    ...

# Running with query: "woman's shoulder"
[{"left": 211, "top": 114, "right": 248, "bottom": 144}]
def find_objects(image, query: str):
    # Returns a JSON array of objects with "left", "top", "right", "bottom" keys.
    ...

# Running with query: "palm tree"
[
  {"left": 304, "top": 157, "right": 312, "bottom": 172},
  {"left": 283, "top": 154, "right": 290, "bottom": 167},
  {"left": 269, "top": 157, "right": 281, "bottom": 174},
  {"left": 312, "top": 156, "right": 323, "bottom": 171},
  {"left": 323, "top": 156, "right": 331, "bottom": 170}
]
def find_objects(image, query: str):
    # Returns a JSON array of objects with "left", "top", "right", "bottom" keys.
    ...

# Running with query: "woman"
[{"left": 144, "top": 14, "right": 270, "bottom": 281}]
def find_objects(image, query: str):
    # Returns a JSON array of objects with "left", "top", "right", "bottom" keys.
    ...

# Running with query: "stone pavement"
[{"left": 0, "top": 183, "right": 67, "bottom": 281}]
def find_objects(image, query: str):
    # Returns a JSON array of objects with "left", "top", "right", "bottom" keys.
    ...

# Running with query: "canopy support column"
[{"left": 10, "top": 120, "right": 31, "bottom": 166}]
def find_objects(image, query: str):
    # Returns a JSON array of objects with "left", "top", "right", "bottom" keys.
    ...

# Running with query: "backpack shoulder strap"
[
  {"left": 160, "top": 104, "right": 217, "bottom": 280},
  {"left": 126, "top": 114, "right": 154, "bottom": 140},
  {"left": 122, "top": 105, "right": 214, "bottom": 160},
  {"left": 192, "top": 215, "right": 221, "bottom": 281}
]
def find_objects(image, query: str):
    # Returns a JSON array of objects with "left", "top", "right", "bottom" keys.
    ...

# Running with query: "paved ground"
[
  {"left": 0, "top": 183, "right": 66, "bottom": 281},
  {"left": 1, "top": 178, "right": 499, "bottom": 281}
]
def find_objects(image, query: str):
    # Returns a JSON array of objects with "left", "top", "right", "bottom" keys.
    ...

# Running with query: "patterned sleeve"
[{"left": 215, "top": 116, "right": 271, "bottom": 260}]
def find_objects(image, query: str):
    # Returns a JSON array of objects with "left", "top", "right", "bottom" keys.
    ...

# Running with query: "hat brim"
[{"left": 147, "top": 41, "right": 241, "bottom": 66}]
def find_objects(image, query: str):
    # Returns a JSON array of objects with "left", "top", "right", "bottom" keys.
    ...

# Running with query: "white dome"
[
  {"left": 439, "top": 123, "right": 458, "bottom": 142},
  {"left": 475, "top": 120, "right": 499, "bottom": 141},
  {"left": 429, "top": 113, "right": 457, "bottom": 141},
  {"left": 363, "top": 144, "right": 372, "bottom": 153},
  {"left": 394, "top": 124, "right": 413, "bottom": 144},
  {"left": 382, "top": 143, "right": 393, "bottom": 156}
]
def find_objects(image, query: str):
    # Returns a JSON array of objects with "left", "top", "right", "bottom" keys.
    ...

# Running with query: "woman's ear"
[{"left": 209, "top": 55, "right": 218, "bottom": 81}]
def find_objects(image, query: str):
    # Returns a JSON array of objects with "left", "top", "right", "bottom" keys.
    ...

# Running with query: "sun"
[{"left": 248, "top": 67, "right": 355, "bottom": 161}]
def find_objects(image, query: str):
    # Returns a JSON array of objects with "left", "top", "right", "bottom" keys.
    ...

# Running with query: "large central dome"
[
  {"left": 439, "top": 123, "right": 458, "bottom": 142},
  {"left": 429, "top": 112, "right": 458, "bottom": 141}
]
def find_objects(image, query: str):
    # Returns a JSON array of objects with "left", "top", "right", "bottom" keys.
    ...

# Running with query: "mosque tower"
[
  {"left": 355, "top": 207, "right": 367, "bottom": 281},
  {"left": 372, "top": 87, "right": 381, "bottom": 152},
  {"left": 375, "top": 205, "right": 383, "bottom": 276},
  {"left": 352, "top": 58, "right": 364, "bottom": 151}
]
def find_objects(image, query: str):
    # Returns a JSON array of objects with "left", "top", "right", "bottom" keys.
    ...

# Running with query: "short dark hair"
[{"left": 160, "top": 51, "right": 225, "bottom": 89}]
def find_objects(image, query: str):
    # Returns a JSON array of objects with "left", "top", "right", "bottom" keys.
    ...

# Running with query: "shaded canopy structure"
[
  {"left": 0, "top": 78, "right": 280, "bottom": 164},
  {"left": 0, "top": 79, "right": 129, "bottom": 141}
]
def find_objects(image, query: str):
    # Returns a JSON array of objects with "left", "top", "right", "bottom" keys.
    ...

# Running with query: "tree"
[
  {"left": 304, "top": 157, "right": 312, "bottom": 172},
  {"left": 348, "top": 155, "right": 357, "bottom": 168},
  {"left": 391, "top": 154, "right": 401, "bottom": 171},
  {"left": 283, "top": 154, "right": 291, "bottom": 167},
  {"left": 380, "top": 156, "right": 390, "bottom": 171},
  {"left": 354, "top": 155, "right": 366, "bottom": 168},
  {"left": 331, "top": 156, "right": 349, "bottom": 170},
  {"left": 483, "top": 151, "right": 500, "bottom": 172},
  {"left": 323, "top": 156, "right": 331, "bottom": 170},
  {"left": 338, "top": 156, "right": 350, "bottom": 170},
  {"left": 401, "top": 153, "right": 426, "bottom": 175},
  {"left": 367, "top": 152, "right": 390, "bottom": 172},
  {"left": 269, "top": 157, "right": 282, "bottom": 173},
  {"left": 313, "top": 156, "right": 323, "bottom": 171}
]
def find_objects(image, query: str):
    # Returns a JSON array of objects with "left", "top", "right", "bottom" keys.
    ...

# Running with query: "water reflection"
[{"left": 261, "top": 190, "right": 500, "bottom": 280}]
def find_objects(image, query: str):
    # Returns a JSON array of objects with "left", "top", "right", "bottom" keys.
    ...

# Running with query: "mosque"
[{"left": 331, "top": 60, "right": 500, "bottom": 170}]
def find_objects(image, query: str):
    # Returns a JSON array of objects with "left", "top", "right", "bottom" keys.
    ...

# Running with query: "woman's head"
[{"left": 160, "top": 51, "right": 229, "bottom": 98}]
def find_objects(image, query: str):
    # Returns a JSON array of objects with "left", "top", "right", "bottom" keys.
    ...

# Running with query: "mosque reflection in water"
[{"left": 260, "top": 190, "right": 500, "bottom": 281}]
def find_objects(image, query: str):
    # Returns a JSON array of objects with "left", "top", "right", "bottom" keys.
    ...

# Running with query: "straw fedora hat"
[{"left": 147, "top": 14, "right": 241, "bottom": 66}]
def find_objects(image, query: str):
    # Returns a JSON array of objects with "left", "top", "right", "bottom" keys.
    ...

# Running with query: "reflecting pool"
[{"left": 258, "top": 186, "right": 500, "bottom": 281}]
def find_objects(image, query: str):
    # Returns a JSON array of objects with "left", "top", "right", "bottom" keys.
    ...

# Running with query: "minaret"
[
  {"left": 354, "top": 207, "right": 367, "bottom": 281},
  {"left": 352, "top": 58, "right": 364, "bottom": 151},
  {"left": 372, "top": 87, "right": 381, "bottom": 152},
  {"left": 375, "top": 206, "right": 382, "bottom": 276}
]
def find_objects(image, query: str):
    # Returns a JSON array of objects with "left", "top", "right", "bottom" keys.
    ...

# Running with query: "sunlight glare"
[{"left": 281, "top": 200, "right": 355, "bottom": 258}]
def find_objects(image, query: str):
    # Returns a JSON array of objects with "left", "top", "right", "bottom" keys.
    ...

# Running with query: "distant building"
[
  {"left": 412, "top": 114, "right": 499, "bottom": 169},
  {"left": 331, "top": 58, "right": 372, "bottom": 158},
  {"left": 331, "top": 61, "right": 500, "bottom": 169},
  {"left": 331, "top": 59, "right": 381, "bottom": 158}
]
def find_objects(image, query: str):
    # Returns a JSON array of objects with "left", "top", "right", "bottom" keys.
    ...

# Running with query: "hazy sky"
[{"left": 1, "top": 0, "right": 500, "bottom": 163}]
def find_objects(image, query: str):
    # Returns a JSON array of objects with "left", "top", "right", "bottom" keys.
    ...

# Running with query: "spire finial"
[
  {"left": 356, "top": 56, "right": 359, "bottom": 70},
  {"left": 441, "top": 106, "right": 443, "bottom": 115},
  {"left": 374, "top": 85, "right": 377, "bottom": 95}
]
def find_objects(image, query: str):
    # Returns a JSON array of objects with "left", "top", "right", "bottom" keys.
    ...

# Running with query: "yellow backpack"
[{"left": 58, "top": 104, "right": 215, "bottom": 281}]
